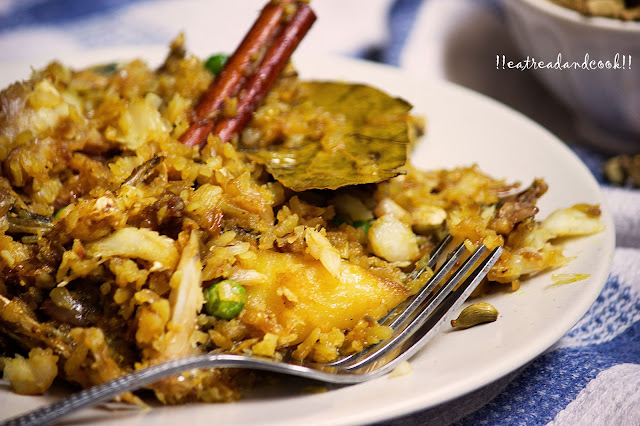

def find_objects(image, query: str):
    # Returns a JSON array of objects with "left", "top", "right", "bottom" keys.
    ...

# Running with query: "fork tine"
[
  {"left": 383, "top": 245, "right": 504, "bottom": 369},
  {"left": 404, "top": 233, "right": 453, "bottom": 283},
  {"left": 339, "top": 244, "right": 502, "bottom": 373},
  {"left": 385, "top": 239, "right": 465, "bottom": 330},
  {"left": 327, "top": 236, "right": 465, "bottom": 368}
]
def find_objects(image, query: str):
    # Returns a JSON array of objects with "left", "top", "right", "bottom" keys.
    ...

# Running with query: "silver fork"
[{"left": 2, "top": 237, "right": 502, "bottom": 426}]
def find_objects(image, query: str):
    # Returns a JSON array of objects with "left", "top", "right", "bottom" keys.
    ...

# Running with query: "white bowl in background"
[{"left": 502, "top": 0, "right": 640, "bottom": 153}]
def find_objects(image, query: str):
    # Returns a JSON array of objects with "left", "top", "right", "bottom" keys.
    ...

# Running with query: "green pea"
[
  {"left": 205, "top": 53, "right": 229, "bottom": 75},
  {"left": 204, "top": 279, "right": 247, "bottom": 320}
]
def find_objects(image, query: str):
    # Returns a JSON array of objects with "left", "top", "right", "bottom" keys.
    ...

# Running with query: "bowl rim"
[{"left": 513, "top": 0, "right": 640, "bottom": 32}]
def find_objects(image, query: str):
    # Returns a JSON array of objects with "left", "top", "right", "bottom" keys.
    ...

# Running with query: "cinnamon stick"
[
  {"left": 180, "top": 1, "right": 289, "bottom": 148},
  {"left": 214, "top": 3, "right": 316, "bottom": 143},
  {"left": 181, "top": 0, "right": 316, "bottom": 148}
]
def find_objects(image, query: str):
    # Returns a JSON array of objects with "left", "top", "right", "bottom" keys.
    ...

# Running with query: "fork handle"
[
  {"left": 2, "top": 355, "right": 236, "bottom": 426},
  {"left": 0, "top": 353, "right": 368, "bottom": 426},
  {"left": 0, "top": 355, "right": 278, "bottom": 426}
]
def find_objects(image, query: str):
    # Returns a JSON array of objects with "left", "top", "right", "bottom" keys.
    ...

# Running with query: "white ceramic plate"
[{"left": 0, "top": 48, "right": 615, "bottom": 425}]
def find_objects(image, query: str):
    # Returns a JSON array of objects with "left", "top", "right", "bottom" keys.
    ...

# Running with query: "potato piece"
[
  {"left": 234, "top": 249, "right": 410, "bottom": 346},
  {"left": 368, "top": 214, "right": 420, "bottom": 263},
  {"left": 3, "top": 348, "right": 59, "bottom": 395}
]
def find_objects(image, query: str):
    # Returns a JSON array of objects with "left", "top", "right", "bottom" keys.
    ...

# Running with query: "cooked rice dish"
[{"left": 0, "top": 31, "right": 604, "bottom": 404}]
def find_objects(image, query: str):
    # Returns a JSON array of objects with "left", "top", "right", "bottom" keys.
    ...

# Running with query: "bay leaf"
[{"left": 243, "top": 81, "right": 412, "bottom": 191}]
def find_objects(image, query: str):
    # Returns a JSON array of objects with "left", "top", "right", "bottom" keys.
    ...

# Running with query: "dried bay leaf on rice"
[{"left": 243, "top": 81, "right": 413, "bottom": 191}]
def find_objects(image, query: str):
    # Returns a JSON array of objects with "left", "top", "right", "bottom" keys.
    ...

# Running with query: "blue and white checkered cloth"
[{"left": 1, "top": 1, "right": 639, "bottom": 424}]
